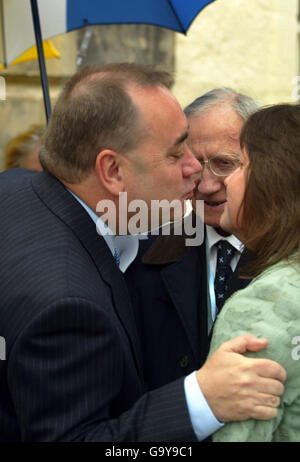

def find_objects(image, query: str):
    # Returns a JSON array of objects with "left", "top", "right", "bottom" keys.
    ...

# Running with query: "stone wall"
[{"left": 173, "top": 0, "right": 299, "bottom": 108}]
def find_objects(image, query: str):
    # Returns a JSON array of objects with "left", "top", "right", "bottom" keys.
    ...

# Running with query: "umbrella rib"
[
  {"left": 166, "top": 0, "right": 185, "bottom": 33},
  {"left": 0, "top": 0, "right": 7, "bottom": 66}
]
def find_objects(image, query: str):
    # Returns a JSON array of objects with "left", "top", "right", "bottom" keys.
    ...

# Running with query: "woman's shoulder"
[
  {"left": 231, "top": 256, "right": 300, "bottom": 305},
  {"left": 253, "top": 256, "right": 300, "bottom": 287},
  {"left": 211, "top": 256, "right": 300, "bottom": 351},
  {"left": 211, "top": 256, "right": 300, "bottom": 359}
]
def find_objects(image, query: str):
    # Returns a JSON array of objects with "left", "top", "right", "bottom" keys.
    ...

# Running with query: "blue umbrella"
[{"left": 8, "top": 0, "right": 217, "bottom": 121}]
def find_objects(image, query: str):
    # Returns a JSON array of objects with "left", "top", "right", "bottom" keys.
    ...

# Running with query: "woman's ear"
[{"left": 95, "top": 149, "right": 125, "bottom": 196}]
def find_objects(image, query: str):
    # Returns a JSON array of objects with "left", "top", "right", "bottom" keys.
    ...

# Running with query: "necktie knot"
[{"left": 214, "top": 240, "right": 235, "bottom": 312}]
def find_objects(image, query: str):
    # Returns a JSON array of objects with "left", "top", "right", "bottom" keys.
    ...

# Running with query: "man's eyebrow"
[{"left": 172, "top": 131, "right": 189, "bottom": 147}]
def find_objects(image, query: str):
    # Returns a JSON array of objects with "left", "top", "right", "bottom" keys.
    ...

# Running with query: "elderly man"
[
  {"left": 0, "top": 71, "right": 284, "bottom": 442},
  {"left": 187, "top": 88, "right": 258, "bottom": 325},
  {"left": 125, "top": 87, "right": 260, "bottom": 385}
]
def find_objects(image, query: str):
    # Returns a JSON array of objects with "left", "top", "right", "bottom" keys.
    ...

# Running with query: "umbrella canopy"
[
  {"left": 0, "top": 40, "right": 60, "bottom": 70},
  {"left": 0, "top": 0, "right": 217, "bottom": 120}
]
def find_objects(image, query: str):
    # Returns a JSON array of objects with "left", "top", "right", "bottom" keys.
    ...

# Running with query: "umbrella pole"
[{"left": 30, "top": 0, "right": 51, "bottom": 123}]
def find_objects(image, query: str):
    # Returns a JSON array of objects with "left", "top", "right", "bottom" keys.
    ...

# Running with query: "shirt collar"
[
  {"left": 206, "top": 224, "right": 244, "bottom": 253},
  {"left": 68, "top": 189, "right": 140, "bottom": 272}
]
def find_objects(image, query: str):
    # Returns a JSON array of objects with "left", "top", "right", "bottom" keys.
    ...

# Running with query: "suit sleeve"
[
  {"left": 8, "top": 297, "right": 196, "bottom": 442},
  {"left": 209, "top": 275, "right": 300, "bottom": 442}
]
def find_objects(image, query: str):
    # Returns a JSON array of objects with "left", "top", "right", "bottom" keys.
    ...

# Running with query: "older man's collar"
[{"left": 142, "top": 213, "right": 200, "bottom": 265}]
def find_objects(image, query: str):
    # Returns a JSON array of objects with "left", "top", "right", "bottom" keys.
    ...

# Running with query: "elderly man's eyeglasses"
[{"left": 198, "top": 154, "right": 242, "bottom": 177}]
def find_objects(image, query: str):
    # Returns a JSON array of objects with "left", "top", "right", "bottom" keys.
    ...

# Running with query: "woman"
[{"left": 209, "top": 104, "right": 300, "bottom": 442}]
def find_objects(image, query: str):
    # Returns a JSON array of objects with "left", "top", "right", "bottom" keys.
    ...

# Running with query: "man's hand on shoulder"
[{"left": 196, "top": 334, "right": 287, "bottom": 422}]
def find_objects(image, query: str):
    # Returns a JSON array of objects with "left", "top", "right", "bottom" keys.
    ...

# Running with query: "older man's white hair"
[{"left": 184, "top": 87, "right": 260, "bottom": 122}]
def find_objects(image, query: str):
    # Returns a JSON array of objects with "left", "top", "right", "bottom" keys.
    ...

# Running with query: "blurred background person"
[
  {"left": 3, "top": 124, "right": 44, "bottom": 172},
  {"left": 210, "top": 103, "right": 300, "bottom": 442}
]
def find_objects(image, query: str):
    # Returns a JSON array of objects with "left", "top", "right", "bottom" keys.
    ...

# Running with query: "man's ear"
[{"left": 95, "top": 149, "right": 124, "bottom": 196}]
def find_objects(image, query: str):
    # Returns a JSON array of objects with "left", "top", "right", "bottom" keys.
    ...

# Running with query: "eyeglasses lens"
[{"left": 210, "top": 156, "right": 239, "bottom": 176}]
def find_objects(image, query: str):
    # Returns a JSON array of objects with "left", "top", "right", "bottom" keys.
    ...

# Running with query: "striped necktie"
[{"left": 214, "top": 240, "right": 235, "bottom": 312}]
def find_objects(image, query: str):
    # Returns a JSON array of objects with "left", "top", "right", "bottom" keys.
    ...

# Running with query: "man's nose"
[{"left": 197, "top": 167, "right": 224, "bottom": 193}]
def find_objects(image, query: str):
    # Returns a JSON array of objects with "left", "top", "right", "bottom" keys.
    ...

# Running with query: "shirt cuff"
[{"left": 184, "top": 371, "right": 224, "bottom": 441}]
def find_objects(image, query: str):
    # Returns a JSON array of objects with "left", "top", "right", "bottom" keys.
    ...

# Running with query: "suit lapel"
[
  {"left": 143, "top": 231, "right": 207, "bottom": 363},
  {"left": 31, "top": 172, "right": 143, "bottom": 375}
]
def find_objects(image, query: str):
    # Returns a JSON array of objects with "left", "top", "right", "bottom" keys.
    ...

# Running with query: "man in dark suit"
[
  {"left": 125, "top": 88, "right": 260, "bottom": 389},
  {"left": 0, "top": 70, "right": 285, "bottom": 442}
]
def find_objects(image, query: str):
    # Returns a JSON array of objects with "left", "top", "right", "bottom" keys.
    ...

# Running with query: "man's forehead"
[
  {"left": 188, "top": 134, "right": 242, "bottom": 157},
  {"left": 188, "top": 103, "right": 243, "bottom": 139},
  {"left": 188, "top": 130, "right": 241, "bottom": 142}
]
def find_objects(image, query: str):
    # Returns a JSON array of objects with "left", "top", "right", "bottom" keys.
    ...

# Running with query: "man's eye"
[
  {"left": 213, "top": 157, "right": 237, "bottom": 168},
  {"left": 171, "top": 153, "right": 183, "bottom": 160},
  {"left": 216, "top": 160, "right": 233, "bottom": 166}
]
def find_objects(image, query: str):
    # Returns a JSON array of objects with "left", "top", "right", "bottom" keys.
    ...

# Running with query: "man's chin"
[
  {"left": 217, "top": 215, "right": 233, "bottom": 236},
  {"left": 201, "top": 213, "right": 231, "bottom": 236},
  {"left": 203, "top": 213, "right": 224, "bottom": 229},
  {"left": 213, "top": 226, "right": 231, "bottom": 237}
]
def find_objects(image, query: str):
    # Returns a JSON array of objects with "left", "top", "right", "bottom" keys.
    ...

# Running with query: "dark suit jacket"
[
  {"left": 0, "top": 169, "right": 197, "bottom": 442},
  {"left": 125, "top": 222, "right": 251, "bottom": 391}
]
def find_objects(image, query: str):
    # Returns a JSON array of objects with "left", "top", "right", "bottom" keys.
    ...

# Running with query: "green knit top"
[{"left": 209, "top": 256, "right": 300, "bottom": 442}]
